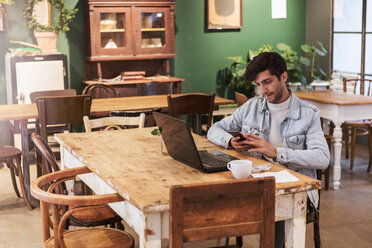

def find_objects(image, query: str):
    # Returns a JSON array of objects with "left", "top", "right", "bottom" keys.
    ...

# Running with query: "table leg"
[
  {"left": 332, "top": 121, "right": 343, "bottom": 190},
  {"left": 20, "top": 119, "right": 37, "bottom": 207},
  {"left": 284, "top": 192, "right": 307, "bottom": 248}
]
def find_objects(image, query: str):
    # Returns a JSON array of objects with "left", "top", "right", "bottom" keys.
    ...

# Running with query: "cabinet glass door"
[
  {"left": 136, "top": 7, "right": 174, "bottom": 55},
  {"left": 93, "top": 7, "right": 131, "bottom": 57},
  {"left": 141, "top": 12, "right": 165, "bottom": 48}
]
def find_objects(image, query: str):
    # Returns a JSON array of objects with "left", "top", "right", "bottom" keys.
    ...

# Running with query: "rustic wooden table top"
[
  {"left": 295, "top": 90, "right": 372, "bottom": 105},
  {"left": 0, "top": 93, "right": 234, "bottom": 121},
  {"left": 55, "top": 128, "right": 320, "bottom": 214}
]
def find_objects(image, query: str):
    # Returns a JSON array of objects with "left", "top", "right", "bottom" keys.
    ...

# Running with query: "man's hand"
[
  {"left": 229, "top": 134, "right": 253, "bottom": 151},
  {"left": 229, "top": 133, "right": 277, "bottom": 158}
]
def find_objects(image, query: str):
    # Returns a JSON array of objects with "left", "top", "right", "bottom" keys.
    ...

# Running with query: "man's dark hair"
[{"left": 245, "top": 52, "right": 287, "bottom": 82}]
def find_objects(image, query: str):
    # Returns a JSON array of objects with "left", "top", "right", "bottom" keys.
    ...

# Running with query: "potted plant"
[
  {"left": 299, "top": 41, "right": 327, "bottom": 89},
  {"left": 23, "top": 0, "right": 78, "bottom": 52},
  {"left": 224, "top": 42, "right": 327, "bottom": 95}
]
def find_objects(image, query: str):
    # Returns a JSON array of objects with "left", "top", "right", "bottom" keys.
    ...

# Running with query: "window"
[{"left": 332, "top": 0, "right": 372, "bottom": 80}]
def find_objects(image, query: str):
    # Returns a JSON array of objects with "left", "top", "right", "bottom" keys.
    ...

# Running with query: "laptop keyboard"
[{"left": 198, "top": 150, "right": 231, "bottom": 167}]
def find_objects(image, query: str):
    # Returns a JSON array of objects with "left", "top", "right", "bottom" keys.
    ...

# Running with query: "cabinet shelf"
[
  {"left": 141, "top": 28, "right": 165, "bottom": 32},
  {"left": 101, "top": 29, "right": 125, "bottom": 33}
]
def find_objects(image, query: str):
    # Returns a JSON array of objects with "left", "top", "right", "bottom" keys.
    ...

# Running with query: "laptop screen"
[{"left": 153, "top": 112, "right": 203, "bottom": 170}]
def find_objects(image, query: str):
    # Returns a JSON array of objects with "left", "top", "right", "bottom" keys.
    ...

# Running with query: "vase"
[
  {"left": 34, "top": 32, "right": 58, "bottom": 53},
  {"left": 161, "top": 139, "right": 168, "bottom": 155}
]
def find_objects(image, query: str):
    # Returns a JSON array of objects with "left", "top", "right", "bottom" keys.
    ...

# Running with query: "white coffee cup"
[{"left": 227, "top": 160, "right": 253, "bottom": 179}]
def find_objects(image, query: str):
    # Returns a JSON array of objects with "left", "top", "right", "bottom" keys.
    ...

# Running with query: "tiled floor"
[{"left": 0, "top": 144, "right": 372, "bottom": 247}]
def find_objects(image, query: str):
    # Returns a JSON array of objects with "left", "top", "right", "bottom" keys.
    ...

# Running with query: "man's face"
[{"left": 254, "top": 70, "right": 289, "bottom": 103}]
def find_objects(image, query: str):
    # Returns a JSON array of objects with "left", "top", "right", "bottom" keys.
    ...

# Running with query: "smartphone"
[{"left": 229, "top": 131, "right": 246, "bottom": 141}]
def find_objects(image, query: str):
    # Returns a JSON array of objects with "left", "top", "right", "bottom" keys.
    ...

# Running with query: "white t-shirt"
[{"left": 267, "top": 95, "right": 291, "bottom": 147}]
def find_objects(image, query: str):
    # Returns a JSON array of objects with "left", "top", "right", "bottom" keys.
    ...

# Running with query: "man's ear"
[{"left": 281, "top": 71, "right": 288, "bottom": 84}]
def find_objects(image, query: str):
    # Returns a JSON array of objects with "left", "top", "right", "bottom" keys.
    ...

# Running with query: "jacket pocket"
[{"left": 286, "top": 133, "right": 306, "bottom": 150}]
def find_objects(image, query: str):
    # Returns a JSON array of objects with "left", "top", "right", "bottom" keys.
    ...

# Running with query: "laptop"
[{"left": 153, "top": 112, "right": 238, "bottom": 173}]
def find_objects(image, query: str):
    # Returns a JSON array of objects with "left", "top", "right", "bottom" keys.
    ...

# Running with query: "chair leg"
[
  {"left": 350, "top": 127, "right": 357, "bottom": 170},
  {"left": 344, "top": 127, "right": 349, "bottom": 159},
  {"left": 15, "top": 156, "right": 33, "bottom": 210},
  {"left": 313, "top": 212, "right": 321, "bottom": 248},
  {"left": 116, "top": 220, "right": 125, "bottom": 230},
  {"left": 324, "top": 167, "right": 330, "bottom": 191},
  {"left": 225, "top": 237, "right": 230, "bottom": 246},
  {"left": 236, "top": 236, "right": 243, "bottom": 247},
  {"left": 7, "top": 160, "right": 21, "bottom": 198},
  {"left": 368, "top": 125, "right": 372, "bottom": 172}
]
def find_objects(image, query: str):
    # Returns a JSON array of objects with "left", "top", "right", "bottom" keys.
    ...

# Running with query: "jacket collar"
[{"left": 259, "top": 91, "right": 301, "bottom": 120}]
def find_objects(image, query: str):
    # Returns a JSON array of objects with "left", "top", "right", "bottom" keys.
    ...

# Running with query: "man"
[{"left": 207, "top": 52, "right": 330, "bottom": 247}]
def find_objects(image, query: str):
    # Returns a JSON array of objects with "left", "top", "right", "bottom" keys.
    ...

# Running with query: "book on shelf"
[
  {"left": 122, "top": 75, "right": 144, "bottom": 80},
  {"left": 121, "top": 71, "right": 146, "bottom": 77}
]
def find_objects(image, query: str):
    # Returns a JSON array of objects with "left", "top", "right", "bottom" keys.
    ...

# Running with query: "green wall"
[
  {"left": 0, "top": 0, "right": 306, "bottom": 146},
  {"left": 174, "top": 0, "right": 306, "bottom": 98}
]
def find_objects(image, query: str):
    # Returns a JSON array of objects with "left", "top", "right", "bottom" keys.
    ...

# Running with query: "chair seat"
[
  {"left": 44, "top": 228, "right": 133, "bottom": 248},
  {"left": 0, "top": 146, "right": 22, "bottom": 160},
  {"left": 69, "top": 204, "right": 118, "bottom": 223}
]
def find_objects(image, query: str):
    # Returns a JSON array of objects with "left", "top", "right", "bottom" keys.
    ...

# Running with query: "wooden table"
[
  {"left": 55, "top": 128, "right": 320, "bottom": 248},
  {"left": 295, "top": 90, "right": 372, "bottom": 190},
  {"left": 0, "top": 94, "right": 234, "bottom": 207}
]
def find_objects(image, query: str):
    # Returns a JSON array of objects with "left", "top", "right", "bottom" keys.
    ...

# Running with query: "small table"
[
  {"left": 56, "top": 128, "right": 320, "bottom": 248},
  {"left": 295, "top": 90, "right": 372, "bottom": 190},
  {"left": 0, "top": 94, "right": 234, "bottom": 207}
]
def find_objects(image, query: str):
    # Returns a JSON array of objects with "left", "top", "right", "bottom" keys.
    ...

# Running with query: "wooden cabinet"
[{"left": 84, "top": 0, "right": 182, "bottom": 96}]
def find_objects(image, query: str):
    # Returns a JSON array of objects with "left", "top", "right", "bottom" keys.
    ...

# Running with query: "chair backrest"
[
  {"left": 169, "top": 177, "right": 275, "bottom": 248},
  {"left": 235, "top": 91, "right": 248, "bottom": 107},
  {"left": 30, "top": 89, "right": 77, "bottom": 103},
  {"left": 83, "top": 114, "right": 145, "bottom": 132},
  {"left": 35, "top": 95, "right": 92, "bottom": 140},
  {"left": 137, "top": 82, "right": 176, "bottom": 96},
  {"left": 30, "top": 165, "right": 124, "bottom": 248},
  {"left": 82, "top": 84, "right": 119, "bottom": 98},
  {"left": 31, "top": 133, "right": 61, "bottom": 175},
  {"left": 343, "top": 77, "right": 372, "bottom": 96},
  {"left": 110, "top": 108, "right": 162, "bottom": 127},
  {"left": 167, "top": 93, "right": 215, "bottom": 134}
]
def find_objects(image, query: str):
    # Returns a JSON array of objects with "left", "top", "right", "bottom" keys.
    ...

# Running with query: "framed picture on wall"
[{"left": 207, "top": 0, "right": 242, "bottom": 30}]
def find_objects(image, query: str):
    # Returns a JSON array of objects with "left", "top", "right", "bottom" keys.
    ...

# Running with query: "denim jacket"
[{"left": 207, "top": 92, "right": 330, "bottom": 207}]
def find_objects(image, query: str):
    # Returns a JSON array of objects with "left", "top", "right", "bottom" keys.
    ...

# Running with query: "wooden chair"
[
  {"left": 169, "top": 177, "right": 275, "bottom": 248},
  {"left": 167, "top": 93, "right": 215, "bottom": 135},
  {"left": 35, "top": 95, "right": 92, "bottom": 176},
  {"left": 31, "top": 133, "right": 124, "bottom": 230},
  {"left": 83, "top": 114, "right": 145, "bottom": 132},
  {"left": 30, "top": 89, "right": 78, "bottom": 176},
  {"left": 342, "top": 78, "right": 372, "bottom": 170},
  {"left": 110, "top": 108, "right": 162, "bottom": 127},
  {"left": 235, "top": 92, "right": 248, "bottom": 107},
  {"left": 317, "top": 135, "right": 332, "bottom": 190},
  {"left": 137, "top": 82, "right": 176, "bottom": 96},
  {"left": 82, "top": 84, "right": 119, "bottom": 98},
  {"left": 31, "top": 165, "right": 134, "bottom": 248},
  {"left": 0, "top": 146, "right": 32, "bottom": 210}
]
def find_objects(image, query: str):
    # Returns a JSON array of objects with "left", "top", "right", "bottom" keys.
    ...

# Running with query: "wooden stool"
[{"left": 0, "top": 146, "right": 32, "bottom": 210}]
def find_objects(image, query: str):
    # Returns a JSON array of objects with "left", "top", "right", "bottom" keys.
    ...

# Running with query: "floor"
[{"left": 0, "top": 144, "right": 372, "bottom": 248}]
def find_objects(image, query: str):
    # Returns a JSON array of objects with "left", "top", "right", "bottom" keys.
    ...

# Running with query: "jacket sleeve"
[
  {"left": 275, "top": 110, "right": 330, "bottom": 170},
  {"left": 207, "top": 103, "right": 247, "bottom": 148}
]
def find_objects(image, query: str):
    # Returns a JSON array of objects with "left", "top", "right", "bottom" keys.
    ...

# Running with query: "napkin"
[{"left": 251, "top": 170, "right": 299, "bottom": 183}]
